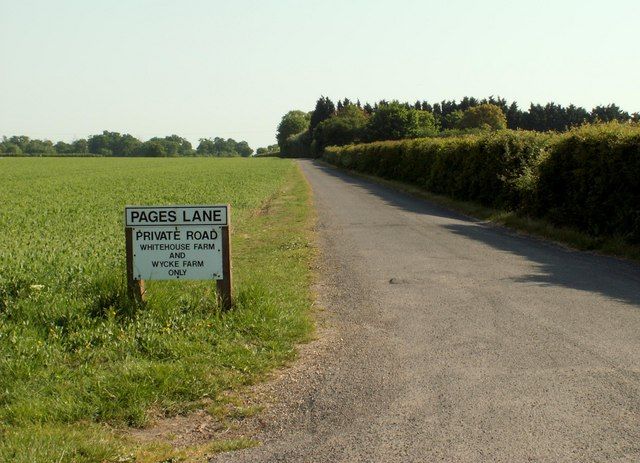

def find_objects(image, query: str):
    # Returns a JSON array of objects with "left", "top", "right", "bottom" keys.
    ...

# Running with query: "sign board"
[{"left": 125, "top": 205, "right": 228, "bottom": 281}]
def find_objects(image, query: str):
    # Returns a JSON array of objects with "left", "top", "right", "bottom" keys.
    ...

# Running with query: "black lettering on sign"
[
  {"left": 135, "top": 230, "right": 181, "bottom": 241},
  {"left": 183, "top": 260, "right": 205, "bottom": 267},
  {"left": 186, "top": 229, "right": 218, "bottom": 240},
  {"left": 182, "top": 209, "right": 223, "bottom": 224},
  {"left": 132, "top": 210, "right": 177, "bottom": 224},
  {"left": 194, "top": 243, "right": 216, "bottom": 250},
  {"left": 151, "top": 260, "right": 180, "bottom": 268},
  {"left": 169, "top": 252, "right": 186, "bottom": 258}
]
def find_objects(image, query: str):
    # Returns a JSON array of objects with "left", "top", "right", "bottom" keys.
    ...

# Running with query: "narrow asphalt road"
[{"left": 215, "top": 160, "right": 640, "bottom": 462}]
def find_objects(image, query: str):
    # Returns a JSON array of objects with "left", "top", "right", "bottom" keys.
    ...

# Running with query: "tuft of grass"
[
  {"left": 0, "top": 158, "right": 315, "bottom": 460},
  {"left": 203, "top": 438, "right": 259, "bottom": 454},
  {"left": 132, "top": 437, "right": 258, "bottom": 463},
  {"left": 322, "top": 162, "right": 640, "bottom": 262},
  {"left": 207, "top": 394, "right": 264, "bottom": 423}
]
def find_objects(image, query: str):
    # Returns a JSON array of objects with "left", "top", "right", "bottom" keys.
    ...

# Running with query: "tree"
[
  {"left": 196, "top": 137, "right": 252, "bottom": 157},
  {"left": 24, "top": 139, "right": 55, "bottom": 154},
  {"left": 482, "top": 96, "right": 508, "bottom": 114},
  {"left": 256, "top": 144, "right": 279, "bottom": 156},
  {"left": 565, "top": 105, "right": 589, "bottom": 129},
  {"left": 590, "top": 104, "right": 630, "bottom": 123},
  {"left": 365, "top": 101, "right": 438, "bottom": 141},
  {"left": 136, "top": 136, "right": 192, "bottom": 157},
  {"left": 54, "top": 141, "right": 74, "bottom": 154},
  {"left": 314, "top": 104, "right": 369, "bottom": 149},
  {"left": 458, "top": 104, "right": 507, "bottom": 130},
  {"left": 444, "top": 110, "right": 464, "bottom": 130},
  {"left": 235, "top": 141, "right": 253, "bottom": 157},
  {"left": 309, "top": 96, "right": 335, "bottom": 131},
  {"left": 137, "top": 140, "right": 168, "bottom": 157},
  {"left": 506, "top": 102, "right": 521, "bottom": 129},
  {"left": 72, "top": 139, "right": 88, "bottom": 153},
  {"left": 521, "top": 103, "right": 545, "bottom": 131},
  {"left": 459, "top": 96, "right": 480, "bottom": 111},
  {"left": 161, "top": 135, "right": 193, "bottom": 156},
  {"left": 2, "top": 143, "right": 22, "bottom": 155},
  {"left": 7, "top": 136, "right": 30, "bottom": 151},
  {"left": 87, "top": 131, "right": 141, "bottom": 156},
  {"left": 197, "top": 138, "right": 215, "bottom": 155},
  {"left": 276, "top": 110, "right": 310, "bottom": 147}
]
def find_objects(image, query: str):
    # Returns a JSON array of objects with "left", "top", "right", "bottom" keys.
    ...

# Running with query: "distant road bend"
[{"left": 215, "top": 160, "right": 640, "bottom": 462}]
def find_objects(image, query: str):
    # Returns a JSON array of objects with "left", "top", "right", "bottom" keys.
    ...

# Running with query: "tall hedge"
[
  {"left": 537, "top": 123, "right": 640, "bottom": 241},
  {"left": 324, "top": 123, "right": 640, "bottom": 241},
  {"left": 324, "top": 130, "right": 549, "bottom": 210}
]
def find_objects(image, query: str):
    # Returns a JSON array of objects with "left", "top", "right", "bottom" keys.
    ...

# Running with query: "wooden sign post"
[
  {"left": 124, "top": 204, "right": 232, "bottom": 310},
  {"left": 125, "top": 226, "right": 146, "bottom": 303},
  {"left": 216, "top": 206, "right": 232, "bottom": 310}
]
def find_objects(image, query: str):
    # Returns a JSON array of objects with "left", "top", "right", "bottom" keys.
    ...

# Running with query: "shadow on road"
[{"left": 310, "top": 160, "right": 640, "bottom": 308}]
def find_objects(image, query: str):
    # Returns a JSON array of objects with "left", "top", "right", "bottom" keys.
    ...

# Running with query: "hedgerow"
[
  {"left": 324, "top": 122, "right": 640, "bottom": 242},
  {"left": 536, "top": 123, "right": 640, "bottom": 241}
]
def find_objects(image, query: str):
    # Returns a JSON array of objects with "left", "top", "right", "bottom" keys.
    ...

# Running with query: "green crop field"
[{"left": 0, "top": 157, "right": 315, "bottom": 462}]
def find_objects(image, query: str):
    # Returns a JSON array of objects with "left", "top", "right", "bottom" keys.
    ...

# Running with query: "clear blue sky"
[{"left": 1, "top": 0, "right": 638, "bottom": 149}]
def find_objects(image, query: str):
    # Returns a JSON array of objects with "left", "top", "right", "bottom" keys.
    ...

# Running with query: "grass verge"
[{"left": 320, "top": 161, "right": 640, "bottom": 263}]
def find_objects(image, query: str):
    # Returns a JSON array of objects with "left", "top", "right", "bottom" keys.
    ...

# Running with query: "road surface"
[{"left": 214, "top": 160, "right": 640, "bottom": 462}]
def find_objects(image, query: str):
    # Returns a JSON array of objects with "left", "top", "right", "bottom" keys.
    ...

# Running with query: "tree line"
[
  {"left": 0, "top": 132, "right": 253, "bottom": 157},
  {"left": 275, "top": 95, "right": 638, "bottom": 156}
]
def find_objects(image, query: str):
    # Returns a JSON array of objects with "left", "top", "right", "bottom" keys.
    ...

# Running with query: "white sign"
[{"left": 125, "top": 205, "right": 228, "bottom": 281}]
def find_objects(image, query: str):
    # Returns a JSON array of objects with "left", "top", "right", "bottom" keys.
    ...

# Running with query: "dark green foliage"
[
  {"left": 54, "top": 141, "right": 75, "bottom": 154},
  {"left": 96, "top": 133, "right": 195, "bottom": 157},
  {"left": 147, "top": 135, "right": 193, "bottom": 156},
  {"left": 255, "top": 144, "right": 279, "bottom": 156},
  {"left": 286, "top": 95, "right": 634, "bottom": 139},
  {"left": 444, "top": 110, "right": 464, "bottom": 129},
  {"left": 280, "top": 130, "right": 313, "bottom": 158},
  {"left": 365, "top": 101, "right": 438, "bottom": 142},
  {"left": 1, "top": 142, "right": 23, "bottom": 155},
  {"left": 276, "top": 110, "right": 310, "bottom": 148},
  {"left": 72, "top": 139, "right": 88, "bottom": 153},
  {"left": 196, "top": 137, "right": 253, "bottom": 157},
  {"left": 313, "top": 104, "right": 369, "bottom": 150},
  {"left": 134, "top": 135, "right": 195, "bottom": 157},
  {"left": 0, "top": 136, "right": 55, "bottom": 155},
  {"left": 88, "top": 131, "right": 141, "bottom": 156},
  {"left": 309, "top": 96, "right": 336, "bottom": 131},
  {"left": 277, "top": 93, "right": 635, "bottom": 158},
  {"left": 324, "top": 123, "right": 640, "bottom": 242},
  {"left": 536, "top": 123, "right": 640, "bottom": 241},
  {"left": 1, "top": 133, "right": 250, "bottom": 157},
  {"left": 136, "top": 140, "right": 168, "bottom": 157},
  {"left": 590, "top": 104, "right": 630, "bottom": 123}
]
